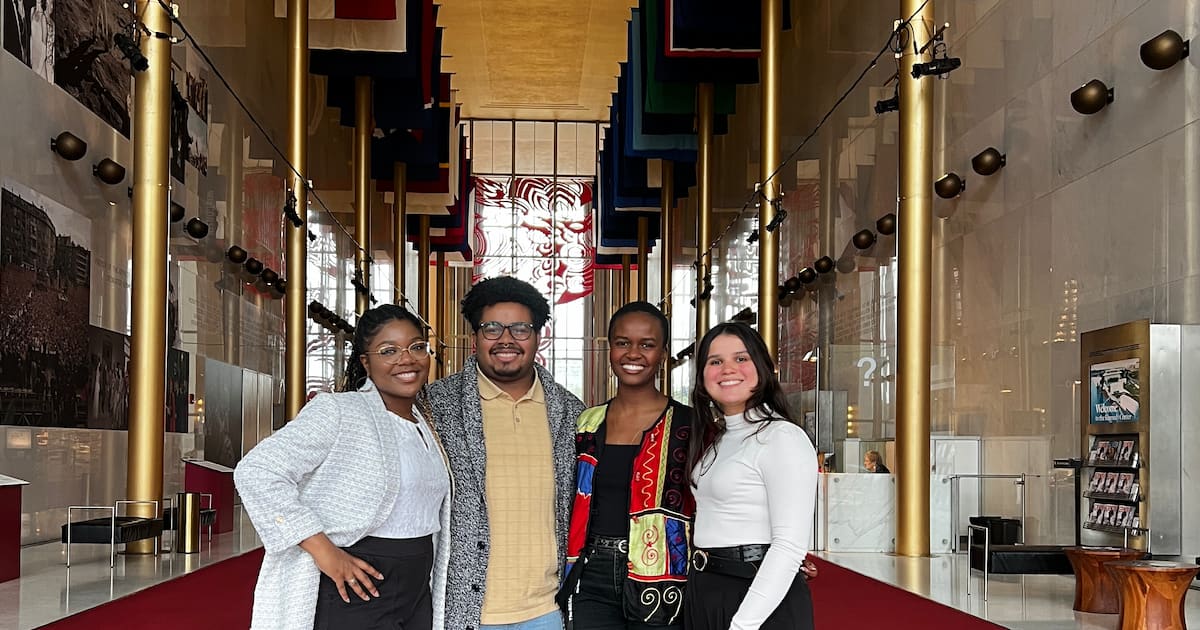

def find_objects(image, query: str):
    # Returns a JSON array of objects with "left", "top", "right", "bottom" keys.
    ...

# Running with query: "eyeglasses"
[
  {"left": 478, "top": 321, "right": 536, "bottom": 341},
  {"left": 362, "top": 341, "right": 433, "bottom": 363}
]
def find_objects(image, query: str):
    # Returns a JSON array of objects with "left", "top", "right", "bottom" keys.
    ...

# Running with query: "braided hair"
[{"left": 340, "top": 304, "right": 429, "bottom": 393}]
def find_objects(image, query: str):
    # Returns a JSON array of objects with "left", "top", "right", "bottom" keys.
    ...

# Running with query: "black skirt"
[
  {"left": 313, "top": 535, "right": 435, "bottom": 630},
  {"left": 683, "top": 567, "right": 813, "bottom": 630}
]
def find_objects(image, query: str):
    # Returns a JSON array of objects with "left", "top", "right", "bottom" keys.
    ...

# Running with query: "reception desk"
[
  {"left": 815, "top": 473, "right": 952, "bottom": 553},
  {"left": 0, "top": 474, "right": 29, "bottom": 583}
]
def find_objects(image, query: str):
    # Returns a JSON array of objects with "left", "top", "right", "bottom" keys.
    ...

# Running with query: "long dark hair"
[
  {"left": 687, "top": 322, "right": 801, "bottom": 486},
  {"left": 340, "top": 304, "right": 428, "bottom": 392}
]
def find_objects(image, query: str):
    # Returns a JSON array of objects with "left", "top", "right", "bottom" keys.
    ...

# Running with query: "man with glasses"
[{"left": 428, "top": 276, "right": 584, "bottom": 630}]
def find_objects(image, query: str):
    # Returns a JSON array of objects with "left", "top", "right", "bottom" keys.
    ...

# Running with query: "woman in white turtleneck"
[{"left": 683, "top": 322, "right": 818, "bottom": 630}]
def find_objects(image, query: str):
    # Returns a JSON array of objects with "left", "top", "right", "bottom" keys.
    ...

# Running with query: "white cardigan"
[{"left": 234, "top": 384, "right": 452, "bottom": 630}]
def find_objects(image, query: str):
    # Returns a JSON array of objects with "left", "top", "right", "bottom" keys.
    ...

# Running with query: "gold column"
[
  {"left": 417, "top": 215, "right": 431, "bottom": 321},
  {"left": 636, "top": 216, "right": 649, "bottom": 301},
  {"left": 617, "top": 255, "right": 630, "bottom": 304},
  {"left": 284, "top": 0, "right": 309, "bottom": 420},
  {"left": 221, "top": 105, "right": 243, "bottom": 366},
  {"left": 757, "top": 0, "right": 782, "bottom": 358},
  {"left": 393, "top": 163, "right": 408, "bottom": 306},
  {"left": 897, "top": 0, "right": 934, "bottom": 558},
  {"left": 126, "top": 0, "right": 172, "bottom": 553},
  {"left": 434, "top": 251, "right": 446, "bottom": 379},
  {"left": 695, "top": 84, "right": 714, "bottom": 345},
  {"left": 354, "top": 76, "right": 373, "bottom": 315},
  {"left": 659, "top": 161, "right": 674, "bottom": 395}
]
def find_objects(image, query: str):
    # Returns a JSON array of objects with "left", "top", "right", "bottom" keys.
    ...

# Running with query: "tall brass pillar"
[
  {"left": 393, "top": 163, "right": 408, "bottom": 306},
  {"left": 636, "top": 217, "right": 649, "bottom": 301},
  {"left": 620, "top": 256, "right": 633, "bottom": 304},
  {"left": 126, "top": 0, "right": 172, "bottom": 552},
  {"left": 757, "top": 0, "right": 782, "bottom": 358},
  {"left": 354, "top": 77, "right": 373, "bottom": 315},
  {"left": 896, "top": 0, "right": 934, "bottom": 558},
  {"left": 695, "top": 84, "right": 715, "bottom": 345},
  {"left": 221, "top": 104, "right": 243, "bottom": 366},
  {"left": 659, "top": 162, "right": 674, "bottom": 395},
  {"left": 434, "top": 251, "right": 446, "bottom": 379},
  {"left": 417, "top": 215, "right": 431, "bottom": 321},
  {"left": 284, "top": 0, "right": 309, "bottom": 420}
]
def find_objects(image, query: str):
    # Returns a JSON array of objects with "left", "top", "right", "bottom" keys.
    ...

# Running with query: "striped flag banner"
[{"left": 274, "top": 0, "right": 407, "bottom": 52}]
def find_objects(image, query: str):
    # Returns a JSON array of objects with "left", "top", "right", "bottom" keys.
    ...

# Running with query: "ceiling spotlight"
[
  {"left": 93, "top": 158, "right": 126, "bottom": 185},
  {"left": 113, "top": 32, "right": 149, "bottom": 72},
  {"left": 244, "top": 257, "right": 264, "bottom": 276},
  {"left": 874, "top": 93, "right": 899, "bottom": 115},
  {"left": 283, "top": 192, "right": 303, "bottom": 228},
  {"left": 226, "top": 245, "right": 248, "bottom": 264},
  {"left": 852, "top": 229, "right": 876, "bottom": 250},
  {"left": 1070, "top": 79, "right": 1114, "bottom": 115},
  {"left": 876, "top": 213, "right": 897, "bottom": 236},
  {"left": 911, "top": 56, "right": 961, "bottom": 79},
  {"left": 260, "top": 268, "right": 280, "bottom": 285},
  {"left": 307, "top": 230, "right": 317, "bottom": 243},
  {"left": 169, "top": 201, "right": 185, "bottom": 223},
  {"left": 934, "top": 172, "right": 966, "bottom": 199},
  {"left": 747, "top": 230, "right": 759, "bottom": 244},
  {"left": 50, "top": 131, "right": 87, "bottom": 161},
  {"left": 1140, "top": 29, "right": 1189, "bottom": 70},
  {"left": 797, "top": 267, "right": 817, "bottom": 284},
  {"left": 971, "top": 147, "right": 1006, "bottom": 176},
  {"left": 184, "top": 218, "right": 209, "bottom": 239}
]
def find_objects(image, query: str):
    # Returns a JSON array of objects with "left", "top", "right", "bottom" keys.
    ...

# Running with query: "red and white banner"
[{"left": 274, "top": 0, "right": 407, "bottom": 52}]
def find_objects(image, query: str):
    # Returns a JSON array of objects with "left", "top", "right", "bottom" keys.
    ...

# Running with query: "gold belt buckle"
[{"left": 691, "top": 549, "right": 709, "bottom": 572}]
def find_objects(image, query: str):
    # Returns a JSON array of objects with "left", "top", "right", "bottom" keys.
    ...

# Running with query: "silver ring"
[{"left": 347, "top": 578, "right": 357, "bottom": 584}]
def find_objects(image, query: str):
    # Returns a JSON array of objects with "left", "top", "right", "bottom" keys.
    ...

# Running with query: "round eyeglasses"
[
  {"left": 362, "top": 341, "right": 433, "bottom": 363},
  {"left": 478, "top": 321, "right": 536, "bottom": 341}
]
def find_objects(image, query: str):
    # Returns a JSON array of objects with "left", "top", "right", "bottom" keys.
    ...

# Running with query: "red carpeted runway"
[
  {"left": 808, "top": 556, "right": 1004, "bottom": 629},
  {"left": 39, "top": 551, "right": 1001, "bottom": 629},
  {"left": 38, "top": 548, "right": 263, "bottom": 630}
]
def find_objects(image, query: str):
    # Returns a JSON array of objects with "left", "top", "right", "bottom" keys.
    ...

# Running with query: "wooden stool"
[
  {"left": 1064, "top": 546, "right": 1145, "bottom": 613},
  {"left": 1105, "top": 560, "right": 1200, "bottom": 630}
]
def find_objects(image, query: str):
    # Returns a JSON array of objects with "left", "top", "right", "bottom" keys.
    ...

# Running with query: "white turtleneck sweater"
[{"left": 692, "top": 409, "right": 818, "bottom": 630}]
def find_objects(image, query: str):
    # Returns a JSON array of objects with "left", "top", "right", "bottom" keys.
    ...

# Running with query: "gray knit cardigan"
[
  {"left": 234, "top": 383, "right": 452, "bottom": 630},
  {"left": 427, "top": 355, "right": 584, "bottom": 630}
]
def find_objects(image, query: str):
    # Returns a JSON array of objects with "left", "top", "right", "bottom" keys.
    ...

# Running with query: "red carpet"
[
  {"left": 808, "top": 556, "right": 1004, "bottom": 629},
  {"left": 39, "top": 548, "right": 263, "bottom": 630},
  {"left": 39, "top": 551, "right": 1000, "bottom": 629}
]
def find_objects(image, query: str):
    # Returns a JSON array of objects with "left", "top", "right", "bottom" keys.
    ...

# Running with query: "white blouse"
[
  {"left": 693, "top": 409, "right": 818, "bottom": 630},
  {"left": 370, "top": 408, "right": 451, "bottom": 539}
]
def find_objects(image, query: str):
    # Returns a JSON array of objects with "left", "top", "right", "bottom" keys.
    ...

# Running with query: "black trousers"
[
  {"left": 572, "top": 547, "right": 682, "bottom": 630},
  {"left": 683, "top": 566, "right": 813, "bottom": 630},
  {"left": 314, "top": 535, "right": 435, "bottom": 630}
]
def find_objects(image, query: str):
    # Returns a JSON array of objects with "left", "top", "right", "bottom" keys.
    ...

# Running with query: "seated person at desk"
[{"left": 863, "top": 450, "right": 890, "bottom": 474}]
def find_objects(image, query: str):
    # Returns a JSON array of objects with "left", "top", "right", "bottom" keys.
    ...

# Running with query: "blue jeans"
[{"left": 481, "top": 610, "right": 564, "bottom": 630}]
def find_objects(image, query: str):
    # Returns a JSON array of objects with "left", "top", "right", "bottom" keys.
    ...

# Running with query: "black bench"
[
  {"left": 966, "top": 523, "right": 1070, "bottom": 599},
  {"left": 162, "top": 506, "right": 217, "bottom": 536},
  {"left": 60, "top": 501, "right": 163, "bottom": 567}
]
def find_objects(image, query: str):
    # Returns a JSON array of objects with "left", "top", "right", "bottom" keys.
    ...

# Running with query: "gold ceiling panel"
[{"left": 439, "top": 0, "right": 636, "bottom": 121}]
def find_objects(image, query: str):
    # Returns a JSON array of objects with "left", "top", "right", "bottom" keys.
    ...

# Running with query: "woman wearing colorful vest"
[{"left": 559, "top": 301, "right": 695, "bottom": 630}]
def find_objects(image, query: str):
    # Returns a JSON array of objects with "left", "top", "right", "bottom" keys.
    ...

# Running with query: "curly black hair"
[{"left": 460, "top": 276, "right": 551, "bottom": 332}]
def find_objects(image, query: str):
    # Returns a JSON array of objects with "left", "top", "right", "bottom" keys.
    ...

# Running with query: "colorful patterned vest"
[{"left": 562, "top": 400, "right": 695, "bottom": 626}]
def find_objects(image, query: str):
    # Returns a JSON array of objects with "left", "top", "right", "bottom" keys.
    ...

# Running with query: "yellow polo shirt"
[{"left": 477, "top": 369, "right": 559, "bottom": 624}]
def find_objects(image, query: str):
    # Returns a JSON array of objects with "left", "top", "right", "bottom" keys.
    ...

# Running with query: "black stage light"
[
  {"left": 226, "top": 245, "right": 248, "bottom": 264},
  {"left": 934, "top": 172, "right": 966, "bottom": 199},
  {"left": 852, "top": 229, "right": 877, "bottom": 250},
  {"left": 874, "top": 94, "right": 899, "bottom": 115},
  {"left": 93, "top": 158, "right": 126, "bottom": 185},
  {"left": 876, "top": 213, "right": 897, "bottom": 236},
  {"left": 184, "top": 218, "right": 209, "bottom": 239},
  {"left": 1140, "top": 29, "right": 1189, "bottom": 70},
  {"left": 797, "top": 267, "right": 817, "bottom": 284},
  {"left": 814, "top": 256, "right": 835, "bottom": 274},
  {"left": 114, "top": 32, "right": 149, "bottom": 72},
  {"left": 911, "top": 56, "right": 961, "bottom": 79},
  {"left": 244, "top": 257, "right": 264, "bottom": 276},
  {"left": 971, "top": 147, "right": 1006, "bottom": 176},
  {"left": 50, "top": 131, "right": 87, "bottom": 161},
  {"left": 1070, "top": 79, "right": 1114, "bottom": 115},
  {"left": 169, "top": 201, "right": 186, "bottom": 223}
]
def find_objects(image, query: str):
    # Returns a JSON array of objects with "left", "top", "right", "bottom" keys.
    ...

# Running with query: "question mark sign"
[{"left": 857, "top": 357, "right": 877, "bottom": 388}]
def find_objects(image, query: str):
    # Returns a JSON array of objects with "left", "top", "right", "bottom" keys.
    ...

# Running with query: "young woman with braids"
[
  {"left": 683, "top": 322, "right": 818, "bottom": 630},
  {"left": 236, "top": 305, "right": 452, "bottom": 630}
]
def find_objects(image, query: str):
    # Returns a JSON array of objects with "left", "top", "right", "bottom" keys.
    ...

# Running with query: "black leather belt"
[
  {"left": 587, "top": 535, "right": 629, "bottom": 554},
  {"left": 691, "top": 544, "right": 770, "bottom": 579}
]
